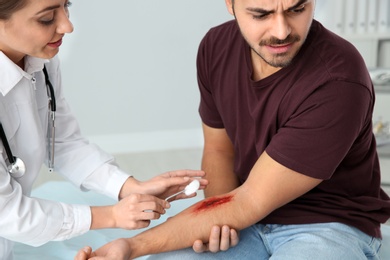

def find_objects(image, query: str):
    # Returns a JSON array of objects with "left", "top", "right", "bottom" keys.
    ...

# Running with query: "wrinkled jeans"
[{"left": 147, "top": 222, "right": 382, "bottom": 260}]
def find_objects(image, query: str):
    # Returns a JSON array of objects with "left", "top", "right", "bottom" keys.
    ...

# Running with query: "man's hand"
[
  {"left": 193, "top": 225, "right": 239, "bottom": 253},
  {"left": 74, "top": 239, "right": 131, "bottom": 260}
]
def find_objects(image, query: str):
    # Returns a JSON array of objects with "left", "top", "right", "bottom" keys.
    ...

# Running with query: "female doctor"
[{"left": 0, "top": 0, "right": 228, "bottom": 258}]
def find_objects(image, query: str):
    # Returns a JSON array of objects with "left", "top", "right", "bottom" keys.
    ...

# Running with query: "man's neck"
[{"left": 250, "top": 51, "right": 281, "bottom": 81}]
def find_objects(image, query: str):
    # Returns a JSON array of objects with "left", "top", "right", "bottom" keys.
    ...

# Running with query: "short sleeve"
[
  {"left": 197, "top": 36, "right": 225, "bottom": 129},
  {"left": 266, "top": 81, "right": 373, "bottom": 179}
]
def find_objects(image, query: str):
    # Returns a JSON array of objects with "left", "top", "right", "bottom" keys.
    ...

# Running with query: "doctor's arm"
[
  {"left": 76, "top": 151, "right": 323, "bottom": 259},
  {"left": 88, "top": 170, "right": 208, "bottom": 230}
]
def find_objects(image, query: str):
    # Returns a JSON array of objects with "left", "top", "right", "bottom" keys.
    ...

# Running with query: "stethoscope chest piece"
[{"left": 6, "top": 157, "right": 26, "bottom": 178}]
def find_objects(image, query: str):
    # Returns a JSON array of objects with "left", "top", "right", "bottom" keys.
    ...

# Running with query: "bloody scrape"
[{"left": 193, "top": 195, "right": 233, "bottom": 213}]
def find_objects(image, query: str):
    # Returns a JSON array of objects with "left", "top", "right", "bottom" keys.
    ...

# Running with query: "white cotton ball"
[{"left": 184, "top": 179, "right": 200, "bottom": 195}]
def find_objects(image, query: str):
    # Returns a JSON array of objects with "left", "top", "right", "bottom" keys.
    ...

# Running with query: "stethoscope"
[{"left": 0, "top": 65, "right": 56, "bottom": 178}]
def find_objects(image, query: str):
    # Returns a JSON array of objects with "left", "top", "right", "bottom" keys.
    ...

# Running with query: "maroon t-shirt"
[{"left": 197, "top": 20, "right": 390, "bottom": 238}]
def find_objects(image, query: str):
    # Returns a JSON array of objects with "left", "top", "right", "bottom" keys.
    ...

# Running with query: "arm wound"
[{"left": 192, "top": 195, "right": 233, "bottom": 213}]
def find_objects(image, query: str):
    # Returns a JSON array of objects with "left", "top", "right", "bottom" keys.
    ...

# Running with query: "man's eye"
[
  {"left": 291, "top": 4, "right": 306, "bottom": 14},
  {"left": 252, "top": 14, "right": 268, "bottom": 20}
]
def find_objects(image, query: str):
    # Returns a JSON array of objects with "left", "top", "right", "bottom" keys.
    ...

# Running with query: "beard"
[{"left": 251, "top": 34, "right": 302, "bottom": 68}]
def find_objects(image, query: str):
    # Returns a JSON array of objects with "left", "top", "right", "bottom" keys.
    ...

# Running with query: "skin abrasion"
[{"left": 192, "top": 195, "right": 234, "bottom": 213}]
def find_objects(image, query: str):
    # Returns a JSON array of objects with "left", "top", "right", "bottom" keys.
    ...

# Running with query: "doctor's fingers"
[
  {"left": 113, "top": 201, "right": 167, "bottom": 229},
  {"left": 155, "top": 174, "right": 208, "bottom": 195},
  {"left": 116, "top": 196, "right": 168, "bottom": 215},
  {"left": 163, "top": 169, "right": 206, "bottom": 179},
  {"left": 165, "top": 176, "right": 208, "bottom": 190},
  {"left": 113, "top": 206, "right": 157, "bottom": 230},
  {"left": 124, "top": 193, "right": 170, "bottom": 208}
]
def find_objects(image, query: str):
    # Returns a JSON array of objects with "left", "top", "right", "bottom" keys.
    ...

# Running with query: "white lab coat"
[{"left": 0, "top": 52, "right": 131, "bottom": 259}]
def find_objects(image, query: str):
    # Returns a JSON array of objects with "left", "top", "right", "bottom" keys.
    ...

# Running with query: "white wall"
[
  {"left": 59, "top": 1, "right": 231, "bottom": 153},
  {"left": 59, "top": 1, "right": 389, "bottom": 154}
]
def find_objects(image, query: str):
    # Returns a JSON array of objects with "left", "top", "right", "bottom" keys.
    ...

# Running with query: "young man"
[{"left": 76, "top": 0, "right": 390, "bottom": 259}]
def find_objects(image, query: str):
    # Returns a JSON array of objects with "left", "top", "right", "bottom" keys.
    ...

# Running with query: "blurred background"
[{"left": 58, "top": 1, "right": 231, "bottom": 154}]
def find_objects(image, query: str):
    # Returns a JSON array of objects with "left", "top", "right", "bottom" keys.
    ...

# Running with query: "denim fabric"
[{"left": 147, "top": 222, "right": 382, "bottom": 260}]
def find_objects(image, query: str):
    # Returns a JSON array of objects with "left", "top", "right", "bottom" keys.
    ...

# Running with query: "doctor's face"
[
  {"left": 0, "top": 0, "right": 73, "bottom": 67},
  {"left": 225, "top": 0, "right": 315, "bottom": 69}
]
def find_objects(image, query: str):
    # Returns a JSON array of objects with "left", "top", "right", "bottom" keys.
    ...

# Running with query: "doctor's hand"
[
  {"left": 119, "top": 170, "right": 207, "bottom": 201},
  {"left": 91, "top": 194, "right": 169, "bottom": 230},
  {"left": 75, "top": 239, "right": 131, "bottom": 260},
  {"left": 193, "top": 225, "right": 239, "bottom": 253}
]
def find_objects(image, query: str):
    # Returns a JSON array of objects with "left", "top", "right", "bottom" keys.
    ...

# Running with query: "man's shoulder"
[
  {"left": 203, "top": 20, "right": 240, "bottom": 42},
  {"left": 305, "top": 21, "right": 371, "bottom": 87},
  {"left": 209, "top": 19, "right": 237, "bottom": 32}
]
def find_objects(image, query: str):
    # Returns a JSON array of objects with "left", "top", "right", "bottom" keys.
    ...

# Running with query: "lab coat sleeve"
[
  {"left": 81, "top": 163, "right": 131, "bottom": 200},
  {"left": 0, "top": 164, "right": 90, "bottom": 246},
  {"left": 45, "top": 57, "right": 132, "bottom": 200}
]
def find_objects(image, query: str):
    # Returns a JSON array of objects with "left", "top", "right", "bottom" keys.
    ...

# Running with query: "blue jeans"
[{"left": 146, "top": 222, "right": 382, "bottom": 260}]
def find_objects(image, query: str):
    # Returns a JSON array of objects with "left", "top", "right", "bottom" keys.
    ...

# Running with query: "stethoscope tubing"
[
  {"left": 0, "top": 122, "right": 16, "bottom": 164},
  {"left": 43, "top": 66, "right": 56, "bottom": 112}
]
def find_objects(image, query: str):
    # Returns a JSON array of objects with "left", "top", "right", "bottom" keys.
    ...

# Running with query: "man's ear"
[{"left": 225, "top": 0, "right": 234, "bottom": 15}]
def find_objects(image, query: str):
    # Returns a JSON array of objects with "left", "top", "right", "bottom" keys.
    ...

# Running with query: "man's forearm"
[
  {"left": 126, "top": 191, "right": 255, "bottom": 258},
  {"left": 124, "top": 152, "right": 323, "bottom": 259}
]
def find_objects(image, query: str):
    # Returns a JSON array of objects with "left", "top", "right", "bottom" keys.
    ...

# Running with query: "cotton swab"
[{"left": 165, "top": 179, "right": 200, "bottom": 201}]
